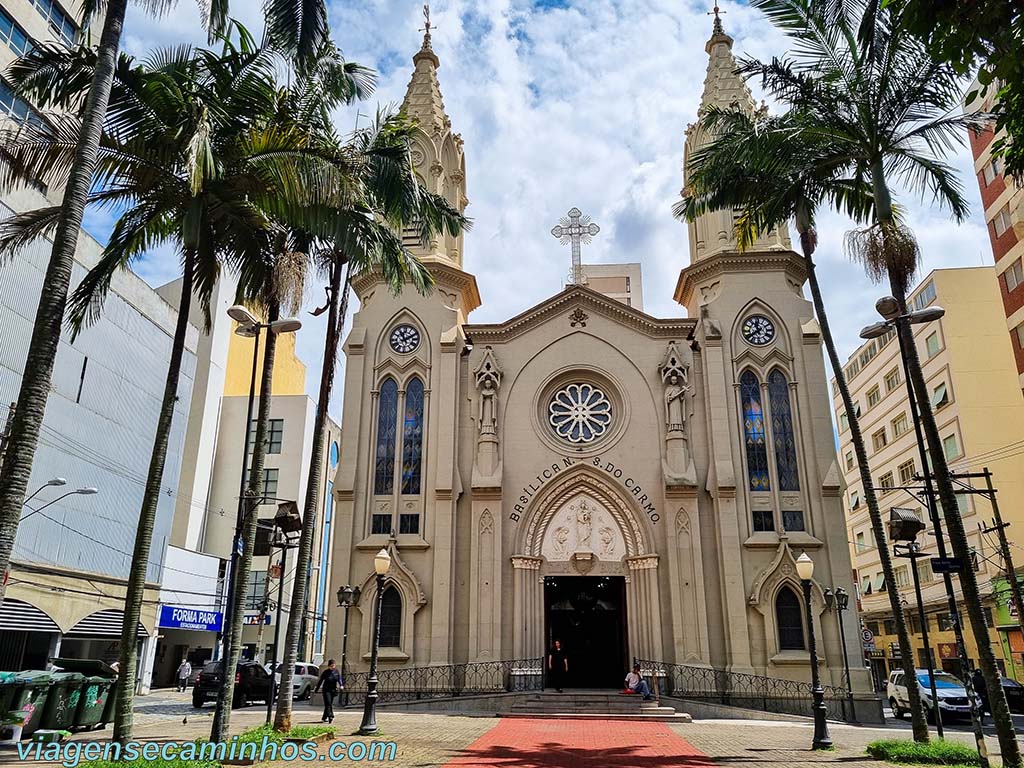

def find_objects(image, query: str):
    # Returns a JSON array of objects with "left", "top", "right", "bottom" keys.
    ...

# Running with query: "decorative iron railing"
[
  {"left": 339, "top": 658, "right": 544, "bottom": 707},
  {"left": 636, "top": 659, "right": 851, "bottom": 722}
]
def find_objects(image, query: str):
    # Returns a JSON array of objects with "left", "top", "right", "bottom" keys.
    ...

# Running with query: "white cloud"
[{"left": 116, "top": 0, "right": 988, "bottom": 420}]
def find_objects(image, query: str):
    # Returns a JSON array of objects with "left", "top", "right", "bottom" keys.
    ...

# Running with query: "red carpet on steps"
[{"left": 443, "top": 717, "right": 716, "bottom": 767}]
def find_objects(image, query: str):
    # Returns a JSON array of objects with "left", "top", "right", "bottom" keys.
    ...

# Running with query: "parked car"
[
  {"left": 272, "top": 662, "right": 320, "bottom": 701},
  {"left": 887, "top": 669, "right": 980, "bottom": 721},
  {"left": 997, "top": 677, "right": 1024, "bottom": 714},
  {"left": 192, "top": 661, "right": 272, "bottom": 708}
]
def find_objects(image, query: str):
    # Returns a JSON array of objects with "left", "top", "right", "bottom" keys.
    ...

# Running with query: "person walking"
[
  {"left": 314, "top": 659, "right": 341, "bottom": 723},
  {"left": 972, "top": 667, "right": 989, "bottom": 725},
  {"left": 547, "top": 640, "right": 568, "bottom": 692},
  {"left": 176, "top": 659, "right": 192, "bottom": 693}
]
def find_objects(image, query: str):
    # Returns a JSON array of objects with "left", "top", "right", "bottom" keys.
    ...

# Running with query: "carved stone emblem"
[{"left": 568, "top": 308, "right": 589, "bottom": 327}]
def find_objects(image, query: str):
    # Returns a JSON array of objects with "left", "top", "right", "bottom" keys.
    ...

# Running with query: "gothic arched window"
[
  {"left": 401, "top": 377, "right": 425, "bottom": 496},
  {"left": 374, "top": 378, "right": 398, "bottom": 495},
  {"left": 776, "top": 587, "right": 805, "bottom": 650},
  {"left": 379, "top": 586, "right": 402, "bottom": 648},
  {"left": 740, "top": 371, "right": 771, "bottom": 493},
  {"left": 768, "top": 370, "right": 800, "bottom": 492}
]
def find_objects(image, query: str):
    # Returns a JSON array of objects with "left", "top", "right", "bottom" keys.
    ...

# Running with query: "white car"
[
  {"left": 272, "top": 662, "right": 320, "bottom": 700},
  {"left": 886, "top": 669, "right": 980, "bottom": 721}
]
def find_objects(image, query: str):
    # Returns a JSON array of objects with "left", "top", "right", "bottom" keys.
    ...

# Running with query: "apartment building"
[
  {"left": 1, "top": 0, "right": 196, "bottom": 693},
  {"left": 579, "top": 263, "right": 644, "bottom": 311},
  {"left": 833, "top": 267, "right": 1024, "bottom": 686},
  {"left": 965, "top": 80, "right": 1024, "bottom": 394}
]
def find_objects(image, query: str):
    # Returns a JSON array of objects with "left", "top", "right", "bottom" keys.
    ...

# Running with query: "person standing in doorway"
[
  {"left": 176, "top": 659, "right": 192, "bottom": 693},
  {"left": 548, "top": 640, "right": 568, "bottom": 692},
  {"left": 314, "top": 659, "right": 341, "bottom": 723}
]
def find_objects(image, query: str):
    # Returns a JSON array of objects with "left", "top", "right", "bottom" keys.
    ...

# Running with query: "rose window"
[{"left": 548, "top": 383, "right": 613, "bottom": 444}]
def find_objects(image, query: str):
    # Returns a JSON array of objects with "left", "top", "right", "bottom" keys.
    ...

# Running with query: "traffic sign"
[
  {"left": 931, "top": 557, "right": 963, "bottom": 574},
  {"left": 862, "top": 628, "right": 874, "bottom": 643}
]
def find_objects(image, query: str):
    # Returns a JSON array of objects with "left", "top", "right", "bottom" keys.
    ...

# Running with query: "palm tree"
[
  {"left": 676, "top": 104, "right": 936, "bottom": 741},
  {"left": 272, "top": 114, "right": 469, "bottom": 731},
  {"left": 0, "top": 0, "right": 330, "bottom": 607},
  {"left": 0, "top": 34, "right": 353, "bottom": 742},
  {"left": 734, "top": 0, "right": 1017, "bottom": 759}
]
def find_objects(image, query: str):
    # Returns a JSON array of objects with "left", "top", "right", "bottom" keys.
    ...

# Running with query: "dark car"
[
  {"left": 192, "top": 661, "right": 272, "bottom": 709},
  {"left": 1000, "top": 678, "right": 1024, "bottom": 714}
]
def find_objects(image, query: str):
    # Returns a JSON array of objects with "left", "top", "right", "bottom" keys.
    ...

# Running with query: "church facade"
[{"left": 327, "top": 17, "right": 875, "bottom": 708}]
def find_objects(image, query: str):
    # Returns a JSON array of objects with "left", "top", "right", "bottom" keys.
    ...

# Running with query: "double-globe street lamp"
[
  {"left": 213, "top": 305, "right": 300, "bottom": 735},
  {"left": 336, "top": 584, "right": 362, "bottom": 707},
  {"left": 795, "top": 551, "right": 832, "bottom": 749},
  {"left": 359, "top": 548, "right": 392, "bottom": 735}
]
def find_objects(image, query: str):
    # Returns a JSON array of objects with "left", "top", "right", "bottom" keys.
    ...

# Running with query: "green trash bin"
[
  {"left": 11, "top": 670, "right": 51, "bottom": 738},
  {"left": 0, "top": 671, "right": 19, "bottom": 716},
  {"left": 74, "top": 677, "right": 113, "bottom": 730},
  {"left": 99, "top": 680, "right": 118, "bottom": 728},
  {"left": 39, "top": 672, "right": 84, "bottom": 730},
  {"left": 50, "top": 659, "right": 118, "bottom": 732}
]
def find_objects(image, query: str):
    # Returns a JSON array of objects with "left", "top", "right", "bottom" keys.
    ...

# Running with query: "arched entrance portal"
[{"left": 511, "top": 471, "right": 663, "bottom": 686}]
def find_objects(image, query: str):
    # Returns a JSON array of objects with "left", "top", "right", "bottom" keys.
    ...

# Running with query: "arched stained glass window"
[
  {"left": 374, "top": 378, "right": 398, "bottom": 495},
  {"left": 379, "top": 586, "right": 402, "bottom": 648},
  {"left": 740, "top": 371, "right": 771, "bottom": 492},
  {"left": 776, "top": 587, "right": 805, "bottom": 650},
  {"left": 768, "top": 370, "right": 800, "bottom": 492},
  {"left": 401, "top": 377, "right": 425, "bottom": 495}
]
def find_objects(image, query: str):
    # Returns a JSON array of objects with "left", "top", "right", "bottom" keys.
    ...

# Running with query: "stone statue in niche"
[
  {"left": 553, "top": 526, "right": 569, "bottom": 555},
  {"left": 576, "top": 501, "right": 593, "bottom": 549},
  {"left": 660, "top": 341, "right": 696, "bottom": 485},
  {"left": 473, "top": 346, "right": 502, "bottom": 479}
]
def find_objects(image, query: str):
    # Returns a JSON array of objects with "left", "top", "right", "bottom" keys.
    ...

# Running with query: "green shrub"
[
  {"left": 285, "top": 725, "right": 335, "bottom": 740},
  {"left": 867, "top": 739, "right": 985, "bottom": 766}
]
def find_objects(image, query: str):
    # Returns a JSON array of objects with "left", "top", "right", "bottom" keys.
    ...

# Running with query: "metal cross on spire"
[
  {"left": 551, "top": 207, "right": 600, "bottom": 285},
  {"left": 420, "top": 4, "right": 434, "bottom": 48},
  {"left": 708, "top": 2, "right": 726, "bottom": 34}
]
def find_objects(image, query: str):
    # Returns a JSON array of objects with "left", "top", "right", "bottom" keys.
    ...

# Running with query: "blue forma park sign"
[{"left": 159, "top": 605, "right": 223, "bottom": 632}]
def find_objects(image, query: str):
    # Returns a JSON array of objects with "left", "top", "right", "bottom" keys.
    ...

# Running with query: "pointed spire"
[
  {"left": 402, "top": 3, "right": 449, "bottom": 135},
  {"left": 698, "top": 3, "right": 755, "bottom": 114}
]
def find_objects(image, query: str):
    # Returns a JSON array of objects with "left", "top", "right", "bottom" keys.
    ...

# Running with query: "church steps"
[{"left": 505, "top": 691, "right": 692, "bottom": 721}]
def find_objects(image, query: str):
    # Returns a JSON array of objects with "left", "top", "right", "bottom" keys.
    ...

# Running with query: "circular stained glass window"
[{"left": 548, "top": 383, "right": 613, "bottom": 444}]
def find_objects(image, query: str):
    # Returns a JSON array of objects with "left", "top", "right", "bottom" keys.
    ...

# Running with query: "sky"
[{"left": 94, "top": 0, "right": 991, "bottom": 421}]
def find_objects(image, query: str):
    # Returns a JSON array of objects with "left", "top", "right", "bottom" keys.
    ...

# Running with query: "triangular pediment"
[{"left": 465, "top": 284, "right": 695, "bottom": 343}]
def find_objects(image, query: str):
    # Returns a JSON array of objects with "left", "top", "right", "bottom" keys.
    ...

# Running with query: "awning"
[
  {"left": 66, "top": 609, "right": 148, "bottom": 639},
  {"left": 931, "top": 383, "right": 949, "bottom": 409},
  {"left": 0, "top": 599, "right": 59, "bottom": 632},
  {"left": 874, "top": 573, "right": 887, "bottom": 592}
]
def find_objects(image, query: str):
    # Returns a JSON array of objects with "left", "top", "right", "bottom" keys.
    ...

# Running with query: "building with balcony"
[
  {"left": 965, "top": 81, "right": 1024, "bottom": 394},
  {"left": 833, "top": 267, "right": 1024, "bottom": 686}
]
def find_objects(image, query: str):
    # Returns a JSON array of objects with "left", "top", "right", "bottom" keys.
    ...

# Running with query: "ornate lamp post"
[
  {"left": 833, "top": 587, "right": 858, "bottom": 724},
  {"left": 359, "top": 548, "right": 391, "bottom": 735},
  {"left": 796, "top": 551, "right": 832, "bottom": 749},
  {"left": 336, "top": 584, "right": 362, "bottom": 707}
]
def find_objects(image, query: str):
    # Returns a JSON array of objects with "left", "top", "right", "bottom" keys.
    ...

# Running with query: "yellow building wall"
[
  {"left": 223, "top": 321, "right": 308, "bottom": 397},
  {"left": 937, "top": 268, "right": 1024, "bottom": 531}
]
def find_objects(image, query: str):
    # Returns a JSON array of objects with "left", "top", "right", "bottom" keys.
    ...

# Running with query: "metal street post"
[
  {"left": 359, "top": 548, "right": 391, "bottom": 735},
  {"left": 337, "top": 585, "right": 362, "bottom": 707},
  {"left": 833, "top": 588, "right": 858, "bottom": 724},
  {"left": 862, "top": 300, "right": 987, "bottom": 765},
  {"left": 795, "top": 552, "right": 832, "bottom": 749},
  {"left": 973, "top": 469, "right": 1024, "bottom": 646}
]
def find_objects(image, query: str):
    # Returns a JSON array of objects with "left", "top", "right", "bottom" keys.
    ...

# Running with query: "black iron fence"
[
  {"left": 636, "top": 659, "right": 851, "bottom": 722},
  {"left": 339, "top": 658, "right": 544, "bottom": 707}
]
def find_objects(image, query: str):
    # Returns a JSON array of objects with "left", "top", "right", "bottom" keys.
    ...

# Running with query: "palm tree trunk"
[
  {"left": 112, "top": 247, "right": 195, "bottom": 743},
  {"left": 799, "top": 229, "right": 929, "bottom": 741},
  {"left": 871, "top": 165, "right": 1019, "bottom": 762},
  {"left": 211, "top": 302, "right": 280, "bottom": 741},
  {"left": 0, "top": 0, "right": 128, "bottom": 604},
  {"left": 274, "top": 256, "right": 348, "bottom": 731}
]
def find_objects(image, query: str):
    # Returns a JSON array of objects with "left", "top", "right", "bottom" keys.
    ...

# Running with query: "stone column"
[
  {"left": 666, "top": 493, "right": 711, "bottom": 664},
  {"left": 511, "top": 557, "right": 542, "bottom": 660},
  {"left": 626, "top": 555, "right": 662, "bottom": 661},
  {"left": 469, "top": 501, "right": 502, "bottom": 661}
]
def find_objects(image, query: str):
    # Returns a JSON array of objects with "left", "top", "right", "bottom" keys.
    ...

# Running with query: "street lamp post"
[
  {"left": 212, "top": 306, "right": 301, "bottom": 737},
  {"left": 20, "top": 485, "right": 99, "bottom": 521},
  {"left": 831, "top": 587, "right": 858, "bottom": 724},
  {"left": 359, "top": 548, "right": 391, "bottom": 735},
  {"left": 336, "top": 585, "right": 362, "bottom": 707},
  {"left": 862, "top": 299, "right": 988, "bottom": 763},
  {"left": 795, "top": 552, "right": 832, "bottom": 749}
]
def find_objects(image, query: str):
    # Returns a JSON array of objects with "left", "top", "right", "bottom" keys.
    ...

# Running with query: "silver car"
[
  {"left": 271, "top": 662, "right": 320, "bottom": 700},
  {"left": 886, "top": 669, "right": 980, "bottom": 721}
]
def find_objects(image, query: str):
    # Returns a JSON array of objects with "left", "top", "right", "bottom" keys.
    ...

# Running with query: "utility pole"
[{"left": 970, "top": 469, "right": 1024, "bottom": 651}]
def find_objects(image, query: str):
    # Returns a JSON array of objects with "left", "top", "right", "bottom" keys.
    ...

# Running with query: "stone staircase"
[{"left": 505, "top": 690, "right": 691, "bottom": 721}]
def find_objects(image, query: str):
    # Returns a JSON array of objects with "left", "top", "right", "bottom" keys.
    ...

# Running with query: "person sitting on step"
[{"left": 624, "top": 664, "right": 653, "bottom": 701}]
